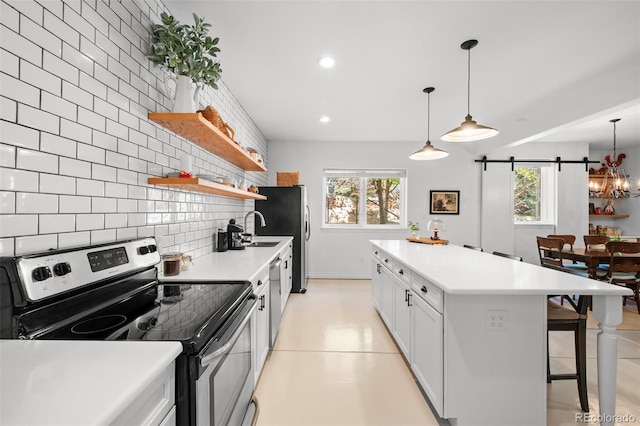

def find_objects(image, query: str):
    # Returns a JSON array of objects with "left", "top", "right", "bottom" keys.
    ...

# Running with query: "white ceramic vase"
[{"left": 164, "top": 75, "right": 201, "bottom": 112}]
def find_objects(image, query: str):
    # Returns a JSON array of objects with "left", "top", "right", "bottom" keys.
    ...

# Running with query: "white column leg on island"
[{"left": 591, "top": 294, "right": 623, "bottom": 426}]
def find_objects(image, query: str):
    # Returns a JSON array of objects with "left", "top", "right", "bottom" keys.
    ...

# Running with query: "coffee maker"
[{"left": 227, "top": 219, "right": 245, "bottom": 250}]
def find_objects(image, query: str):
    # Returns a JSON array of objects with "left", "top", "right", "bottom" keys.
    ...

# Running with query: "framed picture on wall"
[{"left": 430, "top": 190, "right": 460, "bottom": 215}]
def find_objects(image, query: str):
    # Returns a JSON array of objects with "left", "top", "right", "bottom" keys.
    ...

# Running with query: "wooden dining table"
[{"left": 547, "top": 247, "right": 640, "bottom": 279}]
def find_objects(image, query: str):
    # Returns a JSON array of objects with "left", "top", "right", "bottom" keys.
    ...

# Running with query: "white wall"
[
  {"left": 0, "top": 1, "right": 267, "bottom": 258},
  {"left": 267, "top": 140, "right": 481, "bottom": 278}
]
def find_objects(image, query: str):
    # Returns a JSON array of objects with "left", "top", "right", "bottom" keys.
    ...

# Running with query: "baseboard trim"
[{"left": 309, "top": 273, "right": 371, "bottom": 280}]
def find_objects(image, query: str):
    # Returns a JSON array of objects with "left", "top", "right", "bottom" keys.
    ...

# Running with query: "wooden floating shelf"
[
  {"left": 406, "top": 237, "right": 449, "bottom": 245},
  {"left": 148, "top": 177, "right": 267, "bottom": 200},
  {"left": 589, "top": 214, "right": 630, "bottom": 219},
  {"left": 148, "top": 112, "right": 266, "bottom": 172}
]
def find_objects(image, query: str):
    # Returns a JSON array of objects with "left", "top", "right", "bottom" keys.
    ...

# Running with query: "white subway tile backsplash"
[
  {"left": 127, "top": 185, "right": 146, "bottom": 200},
  {"left": 20, "top": 14, "right": 61, "bottom": 56},
  {"left": 77, "top": 142, "right": 105, "bottom": 164},
  {"left": 41, "top": 133, "right": 76, "bottom": 158},
  {"left": 20, "top": 60, "right": 62, "bottom": 97},
  {"left": 91, "top": 164, "right": 118, "bottom": 182},
  {"left": 0, "top": 167, "right": 38, "bottom": 191},
  {"left": 16, "top": 192, "right": 58, "bottom": 213},
  {"left": 117, "top": 198, "right": 137, "bottom": 213},
  {"left": 79, "top": 71, "right": 107, "bottom": 100},
  {"left": 116, "top": 168, "right": 137, "bottom": 185},
  {"left": 77, "top": 178, "right": 104, "bottom": 197},
  {"left": 76, "top": 213, "right": 104, "bottom": 231},
  {"left": 58, "top": 230, "right": 90, "bottom": 248},
  {"left": 16, "top": 149, "right": 59, "bottom": 174},
  {"left": 60, "top": 118, "right": 92, "bottom": 143},
  {"left": 106, "top": 119, "right": 128, "bottom": 139},
  {"left": 105, "top": 182, "right": 127, "bottom": 198},
  {"left": 15, "top": 234, "right": 58, "bottom": 254},
  {"left": 0, "top": 214, "right": 38, "bottom": 237},
  {"left": 107, "top": 88, "right": 129, "bottom": 112},
  {"left": 92, "top": 131, "right": 117, "bottom": 151},
  {"left": 80, "top": 1, "right": 108, "bottom": 37},
  {"left": 0, "top": 238, "right": 14, "bottom": 256},
  {"left": 77, "top": 106, "right": 106, "bottom": 132},
  {"left": 105, "top": 213, "right": 127, "bottom": 228},
  {"left": 138, "top": 146, "right": 155, "bottom": 162},
  {"left": 39, "top": 214, "right": 75, "bottom": 234},
  {"left": 41, "top": 92, "right": 77, "bottom": 121},
  {"left": 146, "top": 213, "right": 161, "bottom": 225},
  {"left": 44, "top": 10, "right": 79, "bottom": 49},
  {"left": 17, "top": 103, "right": 60, "bottom": 134},
  {"left": 1, "top": 1, "right": 20, "bottom": 30},
  {"left": 0, "top": 121, "right": 39, "bottom": 150},
  {"left": 64, "top": 5, "right": 94, "bottom": 42},
  {"left": 39, "top": 174, "right": 75, "bottom": 195},
  {"left": 1, "top": 96, "right": 17, "bottom": 123},
  {"left": 94, "top": 63, "right": 119, "bottom": 91},
  {"left": 0, "top": 22, "right": 42, "bottom": 67},
  {"left": 59, "top": 195, "right": 91, "bottom": 213},
  {"left": 116, "top": 227, "right": 137, "bottom": 241},
  {"left": 92, "top": 197, "right": 116, "bottom": 213},
  {"left": 128, "top": 212, "right": 146, "bottom": 226},
  {"left": 90, "top": 228, "right": 115, "bottom": 244},
  {"left": 128, "top": 157, "right": 146, "bottom": 173},
  {"left": 137, "top": 226, "right": 154, "bottom": 238},
  {"left": 105, "top": 151, "right": 128, "bottom": 169},
  {"left": 0, "top": 191, "right": 16, "bottom": 213},
  {"left": 94, "top": 98, "right": 118, "bottom": 122},
  {"left": 59, "top": 157, "right": 91, "bottom": 178},
  {"left": 40, "top": 1, "right": 62, "bottom": 19}
]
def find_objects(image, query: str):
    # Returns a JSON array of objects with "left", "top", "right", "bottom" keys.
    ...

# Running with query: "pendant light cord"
[
  {"left": 467, "top": 47, "right": 471, "bottom": 116},
  {"left": 612, "top": 120, "right": 617, "bottom": 159},
  {"left": 427, "top": 92, "right": 431, "bottom": 140}
]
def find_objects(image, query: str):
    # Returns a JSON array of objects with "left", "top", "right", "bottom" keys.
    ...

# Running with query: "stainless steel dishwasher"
[{"left": 269, "top": 256, "right": 282, "bottom": 347}]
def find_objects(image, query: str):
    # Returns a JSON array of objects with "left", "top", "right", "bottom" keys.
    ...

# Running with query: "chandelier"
[{"left": 589, "top": 118, "right": 630, "bottom": 199}]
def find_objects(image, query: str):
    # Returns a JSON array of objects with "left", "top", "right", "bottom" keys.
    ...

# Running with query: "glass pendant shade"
[
  {"left": 409, "top": 140, "right": 449, "bottom": 160},
  {"left": 410, "top": 87, "right": 449, "bottom": 160},
  {"left": 427, "top": 217, "right": 444, "bottom": 240},
  {"left": 442, "top": 39, "right": 498, "bottom": 142}
]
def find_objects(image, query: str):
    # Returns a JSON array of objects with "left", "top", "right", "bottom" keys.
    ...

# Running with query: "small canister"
[
  {"left": 181, "top": 254, "right": 192, "bottom": 271},
  {"left": 162, "top": 252, "right": 182, "bottom": 276}
]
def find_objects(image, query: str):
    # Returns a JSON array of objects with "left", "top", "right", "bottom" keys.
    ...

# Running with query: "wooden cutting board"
[{"left": 406, "top": 237, "right": 449, "bottom": 245}]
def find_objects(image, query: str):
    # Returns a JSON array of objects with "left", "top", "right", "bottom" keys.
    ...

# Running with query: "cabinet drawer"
[
  {"left": 379, "top": 252, "right": 393, "bottom": 270},
  {"left": 412, "top": 274, "right": 443, "bottom": 313},
  {"left": 392, "top": 259, "right": 411, "bottom": 285}
]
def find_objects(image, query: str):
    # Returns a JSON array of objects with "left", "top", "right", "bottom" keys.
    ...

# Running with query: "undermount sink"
[{"left": 246, "top": 241, "right": 280, "bottom": 247}]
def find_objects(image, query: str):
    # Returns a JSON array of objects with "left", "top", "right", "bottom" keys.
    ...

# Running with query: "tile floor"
[{"left": 253, "top": 279, "right": 640, "bottom": 425}]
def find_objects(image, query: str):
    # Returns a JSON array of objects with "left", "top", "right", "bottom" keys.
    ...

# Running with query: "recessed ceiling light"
[
  {"left": 320, "top": 116, "right": 331, "bottom": 123},
  {"left": 318, "top": 56, "right": 335, "bottom": 68}
]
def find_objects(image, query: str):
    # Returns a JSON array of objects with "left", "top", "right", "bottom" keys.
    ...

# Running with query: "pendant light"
[
  {"left": 442, "top": 39, "right": 498, "bottom": 142},
  {"left": 593, "top": 118, "right": 631, "bottom": 198},
  {"left": 410, "top": 87, "right": 449, "bottom": 160}
]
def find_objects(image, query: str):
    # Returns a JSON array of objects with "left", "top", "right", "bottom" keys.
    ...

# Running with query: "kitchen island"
[{"left": 371, "top": 239, "right": 631, "bottom": 426}]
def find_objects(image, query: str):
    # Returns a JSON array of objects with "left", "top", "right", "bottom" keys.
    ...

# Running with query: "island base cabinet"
[
  {"left": 252, "top": 281, "right": 270, "bottom": 384},
  {"left": 392, "top": 275, "right": 412, "bottom": 359},
  {"left": 443, "top": 295, "right": 546, "bottom": 425},
  {"left": 411, "top": 294, "right": 443, "bottom": 417},
  {"left": 379, "top": 265, "right": 394, "bottom": 329}
]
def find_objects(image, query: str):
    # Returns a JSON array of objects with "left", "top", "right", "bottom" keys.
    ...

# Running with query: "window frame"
[
  {"left": 513, "top": 163, "right": 557, "bottom": 225},
  {"left": 322, "top": 168, "right": 407, "bottom": 230}
]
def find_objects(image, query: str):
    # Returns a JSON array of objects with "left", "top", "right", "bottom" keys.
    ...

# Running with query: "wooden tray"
[{"left": 406, "top": 237, "right": 449, "bottom": 245}]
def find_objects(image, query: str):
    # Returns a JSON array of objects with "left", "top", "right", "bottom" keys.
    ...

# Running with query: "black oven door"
[{"left": 195, "top": 294, "right": 257, "bottom": 426}]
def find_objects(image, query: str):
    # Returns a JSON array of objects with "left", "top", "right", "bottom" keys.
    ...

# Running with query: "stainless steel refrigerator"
[{"left": 255, "top": 185, "right": 309, "bottom": 293}]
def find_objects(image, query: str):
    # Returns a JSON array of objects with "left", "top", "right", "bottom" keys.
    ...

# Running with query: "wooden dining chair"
[
  {"left": 492, "top": 251, "right": 523, "bottom": 262},
  {"left": 547, "top": 290, "right": 590, "bottom": 412},
  {"left": 584, "top": 235, "right": 611, "bottom": 279},
  {"left": 537, "top": 236, "right": 565, "bottom": 268},
  {"left": 463, "top": 244, "right": 483, "bottom": 252},
  {"left": 605, "top": 241, "right": 640, "bottom": 314},
  {"left": 547, "top": 234, "right": 587, "bottom": 271}
]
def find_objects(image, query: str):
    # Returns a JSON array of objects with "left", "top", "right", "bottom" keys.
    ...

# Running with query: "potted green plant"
[
  {"left": 408, "top": 221, "right": 420, "bottom": 238},
  {"left": 149, "top": 12, "right": 222, "bottom": 112}
]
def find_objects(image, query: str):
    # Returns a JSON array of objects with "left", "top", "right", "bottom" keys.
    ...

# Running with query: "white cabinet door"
[
  {"left": 411, "top": 293, "right": 444, "bottom": 416},
  {"left": 253, "top": 280, "right": 270, "bottom": 383},
  {"left": 371, "top": 258, "right": 382, "bottom": 309},
  {"left": 392, "top": 275, "right": 411, "bottom": 359}
]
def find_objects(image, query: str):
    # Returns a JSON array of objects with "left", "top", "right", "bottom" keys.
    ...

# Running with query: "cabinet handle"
[
  {"left": 404, "top": 288, "right": 409, "bottom": 302},
  {"left": 374, "top": 251, "right": 378, "bottom": 255},
  {"left": 258, "top": 280, "right": 263, "bottom": 286},
  {"left": 421, "top": 285, "right": 428, "bottom": 293},
  {"left": 261, "top": 295, "right": 266, "bottom": 310},
  {"left": 407, "top": 292, "right": 412, "bottom": 307},
  {"left": 399, "top": 269, "right": 404, "bottom": 275},
  {"left": 376, "top": 264, "right": 381, "bottom": 273},
  {"left": 285, "top": 260, "right": 288, "bottom": 269},
  {"left": 384, "top": 258, "right": 389, "bottom": 263}
]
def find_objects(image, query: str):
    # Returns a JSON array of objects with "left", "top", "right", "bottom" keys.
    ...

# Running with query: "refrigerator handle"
[{"left": 305, "top": 205, "right": 311, "bottom": 241}]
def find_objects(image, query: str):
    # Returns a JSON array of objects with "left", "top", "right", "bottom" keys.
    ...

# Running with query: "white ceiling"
[{"left": 164, "top": 1, "right": 640, "bottom": 155}]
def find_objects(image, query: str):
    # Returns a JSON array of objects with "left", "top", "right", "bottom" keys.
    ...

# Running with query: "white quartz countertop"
[
  {"left": 371, "top": 239, "right": 632, "bottom": 296},
  {"left": 159, "top": 236, "right": 292, "bottom": 282},
  {"left": 0, "top": 340, "right": 182, "bottom": 426}
]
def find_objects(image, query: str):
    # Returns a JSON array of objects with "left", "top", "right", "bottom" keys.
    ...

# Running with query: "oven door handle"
[{"left": 200, "top": 297, "right": 257, "bottom": 367}]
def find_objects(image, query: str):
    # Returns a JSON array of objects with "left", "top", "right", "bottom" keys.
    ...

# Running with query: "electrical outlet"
[{"left": 486, "top": 310, "right": 508, "bottom": 332}]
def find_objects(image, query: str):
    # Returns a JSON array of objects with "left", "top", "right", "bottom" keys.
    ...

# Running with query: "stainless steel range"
[{"left": 0, "top": 237, "right": 257, "bottom": 426}]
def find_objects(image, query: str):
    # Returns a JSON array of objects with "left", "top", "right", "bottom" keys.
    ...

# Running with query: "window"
[
  {"left": 514, "top": 165, "right": 556, "bottom": 223},
  {"left": 323, "top": 169, "right": 406, "bottom": 228}
]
